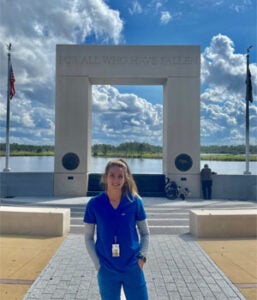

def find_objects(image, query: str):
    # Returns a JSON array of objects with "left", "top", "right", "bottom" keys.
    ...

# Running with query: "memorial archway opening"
[
  {"left": 91, "top": 84, "right": 163, "bottom": 163},
  {"left": 54, "top": 45, "right": 200, "bottom": 197}
]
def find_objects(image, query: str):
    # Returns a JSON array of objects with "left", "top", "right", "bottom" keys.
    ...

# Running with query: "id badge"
[{"left": 112, "top": 244, "right": 120, "bottom": 257}]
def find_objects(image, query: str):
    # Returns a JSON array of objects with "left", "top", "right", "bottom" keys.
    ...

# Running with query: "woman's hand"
[{"left": 138, "top": 259, "right": 145, "bottom": 270}]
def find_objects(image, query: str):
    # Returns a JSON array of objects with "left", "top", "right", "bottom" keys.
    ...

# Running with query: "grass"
[
  {"left": 0, "top": 151, "right": 54, "bottom": 157},
  {"left": 201, "top": 154, "right": 257, "bottom": 161}
]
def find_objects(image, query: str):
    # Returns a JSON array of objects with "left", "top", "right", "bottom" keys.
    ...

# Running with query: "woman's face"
[{"left": 106, "top": 166, "right": 126, "bottom": 192}]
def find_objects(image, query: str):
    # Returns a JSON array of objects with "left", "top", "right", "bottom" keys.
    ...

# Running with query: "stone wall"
[{"left": 0, "top": 172, "right": 256, "bottom": 201}]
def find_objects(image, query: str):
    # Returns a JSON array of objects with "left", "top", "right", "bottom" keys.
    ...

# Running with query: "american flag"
[{"left": 9, "top": 63, "right": 15, "bottom": 100}]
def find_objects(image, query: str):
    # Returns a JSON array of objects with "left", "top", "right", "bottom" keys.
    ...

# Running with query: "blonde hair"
[{"left": 101, "top": 159, "right": 139, "bottom": 197}]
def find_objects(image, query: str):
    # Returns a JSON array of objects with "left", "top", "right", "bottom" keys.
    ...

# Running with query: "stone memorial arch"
[{"left": 54, "top": 45, "right": 200, "bottom": 197}]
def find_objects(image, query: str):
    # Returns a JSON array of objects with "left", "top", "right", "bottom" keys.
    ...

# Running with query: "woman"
[{"left": 84, "top": 159, "right": 150, "bottom": 300}]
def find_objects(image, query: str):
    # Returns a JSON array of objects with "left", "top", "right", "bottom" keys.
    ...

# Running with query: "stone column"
[
  {"left": 163, "top": 77, "right": 200, "bottom": 197},
  {"left": 54, "top": 76, "right": 92, "bottom": 196}
]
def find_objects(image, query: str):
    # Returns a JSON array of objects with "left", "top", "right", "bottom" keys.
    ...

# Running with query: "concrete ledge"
[
  {"left": 190, "top": 209, "right": 257, "bottom": 238},
  {"left": 0, "top": 206, "right": 70, "bottom": 237},
  {"left": 1, "top": 172, "right": 256, "bottom": 200}
]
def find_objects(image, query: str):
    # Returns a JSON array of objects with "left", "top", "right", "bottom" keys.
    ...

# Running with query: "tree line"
[
  {"left": 0, "top": 143, "right": 54, "bottom": 154},
  {"left": 92, "top": 142, "right": 162, "bottom": 157},
  {"left": 201, "top": 145, "right": 257, "bottom": 155},
  {"left": 0, "top": 142, "right": 257, "bottom": 156}
]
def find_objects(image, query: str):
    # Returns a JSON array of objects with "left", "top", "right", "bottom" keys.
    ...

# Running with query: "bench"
[
  {"left": 0, "top": 207, "right": 70, "bottom": 237},
  {"left": 190, "top": 209, "right": 257, "bottom": 238}
]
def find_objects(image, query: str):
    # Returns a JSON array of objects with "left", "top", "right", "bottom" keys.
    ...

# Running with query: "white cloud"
[
  {"left": 92, "top": 85, "right": 163, "bottom": 145},
  {"left": 0, "top": 0, "right": 124, "bottom": 144},
  {"left": 181, "top": 0, "right": 253, "bottom": 12},
  {"left": 145, "top": 1, "right": 179, "bottom": 24},
  {"left": 201, "top": 34, "right": 246, "bottom": 91},
  {"left": 83, "top": 0, "right": 124, "bottom": 44},
  {"left": 160, "top": 11, "right": 172, "bottom": 24},
  {"left": 201, "top": 34, "right": 257, "bottom": 101},
  {"left": 201, "top": 34, "right": 257, "bottom": 145},
  {"left": 229, "top": 0, "right": 253, "bottom": 13},
  {"left": 0, "top": 0, "right": 123, "bottom": 90},
  {"left": 147, "top": 0, "right": 163, "bottom": 12},
  {"left": 129, "top": 1, "right": 143, "bottom": 15}
]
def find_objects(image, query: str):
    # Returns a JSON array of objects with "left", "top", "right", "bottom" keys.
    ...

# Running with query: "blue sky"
[{"left": 0, "top": 0, "right": 256, "bottom": 146}]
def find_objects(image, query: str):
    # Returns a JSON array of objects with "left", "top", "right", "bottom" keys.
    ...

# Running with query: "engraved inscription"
[
  {"left": 57, "top": 55, "right": 101, "bottom": 65},
  {"left": 57, "top": 55, "right": 198, "bottom": 66}
]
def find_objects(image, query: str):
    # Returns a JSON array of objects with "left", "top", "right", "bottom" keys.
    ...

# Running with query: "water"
[{"left": 0, "top": 156, "right": 256, "bottom": 175}]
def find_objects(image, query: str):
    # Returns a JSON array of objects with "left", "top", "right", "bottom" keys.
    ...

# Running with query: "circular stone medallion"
[
  {"left": 62, "top": 152, "right": 80, "bottom": 170},
  {"left": 175, "top": 153, "right": 193, "bottom": 172}
]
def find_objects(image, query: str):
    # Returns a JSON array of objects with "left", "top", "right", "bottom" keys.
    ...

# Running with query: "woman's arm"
[
  {"left": 136, "top": 219, "right": 150, "bottom": 257},
  {"left": 84, "top": 223, "right": 100, "bottom": 270}
]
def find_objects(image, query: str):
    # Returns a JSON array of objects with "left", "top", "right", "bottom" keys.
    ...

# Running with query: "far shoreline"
[{"left": 0, "top": 152, "right": 256, "bottom": 162}]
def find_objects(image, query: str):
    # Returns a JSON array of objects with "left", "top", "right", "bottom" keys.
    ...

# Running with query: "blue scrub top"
[{"left": 84, "top": 192, "right": 147, "bottom": 272}]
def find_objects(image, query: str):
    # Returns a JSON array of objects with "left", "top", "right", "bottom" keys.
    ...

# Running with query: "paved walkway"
[
  {"left": 22, "top": 219, "right": 248, "bottom": 299},
  {"left": 23, "top": 234, "right": 245, "bottom": 300}
]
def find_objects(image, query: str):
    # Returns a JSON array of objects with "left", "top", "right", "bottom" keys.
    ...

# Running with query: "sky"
[{"left": 0, "top": 0, "right": 256, "bottom": 147}]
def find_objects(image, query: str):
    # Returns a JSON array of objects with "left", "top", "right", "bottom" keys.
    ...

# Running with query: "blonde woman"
[{"left": 84, "top": 159, "right": 149, "bottom": 300}]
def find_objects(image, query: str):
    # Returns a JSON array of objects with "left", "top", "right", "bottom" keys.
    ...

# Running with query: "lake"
[{"left": 0, "top": 156, "right": 256, "bottom": 175}]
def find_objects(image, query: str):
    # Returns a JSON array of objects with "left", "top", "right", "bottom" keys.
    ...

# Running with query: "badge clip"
[{"left": 112, "top": 244, "right": 120, "bottom": 257}]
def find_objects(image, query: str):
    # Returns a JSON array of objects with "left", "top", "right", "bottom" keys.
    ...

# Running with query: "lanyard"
[{"left": 112, "top": 209, "right": 120, "bottom": 244}]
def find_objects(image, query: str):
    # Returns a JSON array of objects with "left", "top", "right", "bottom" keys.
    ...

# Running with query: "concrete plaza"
[{"left": 0, "top": 197, "right": 256, "bottom": 299}]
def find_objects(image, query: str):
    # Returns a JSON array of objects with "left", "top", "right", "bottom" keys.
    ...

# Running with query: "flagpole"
[
  {"left": 3, "top": 43, "right": 12, "bottom": 172},
  {"left": 244, "top": 45, "right": 253, "bottom": 175},
  {"left": 244, "top": 87, "right": 250, "bottom": 174}
]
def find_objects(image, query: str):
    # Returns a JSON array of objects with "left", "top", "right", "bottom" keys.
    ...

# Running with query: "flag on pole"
[
  {"left": 245, "top": 56, "right": 253, "bottom": 102},
  {"left": 9, "top": 63, "right": 15, "bottom": 100}
]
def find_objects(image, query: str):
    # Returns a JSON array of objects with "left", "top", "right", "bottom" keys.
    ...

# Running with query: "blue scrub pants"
[{"left": 97, "top": 264, "right": 148, "bottom": 300}]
